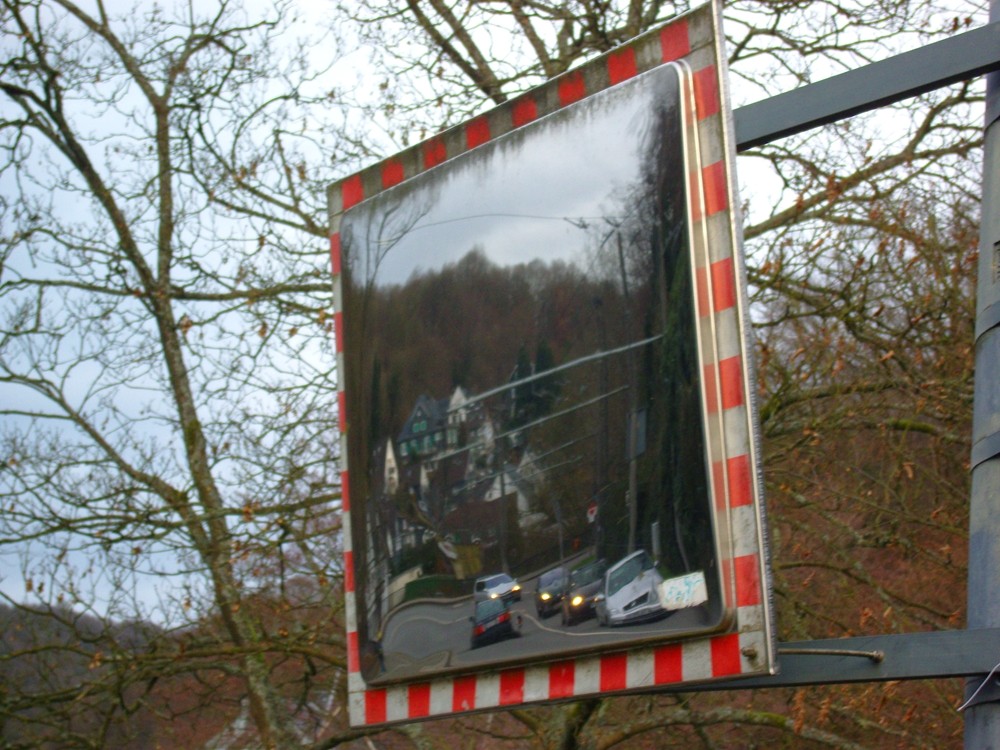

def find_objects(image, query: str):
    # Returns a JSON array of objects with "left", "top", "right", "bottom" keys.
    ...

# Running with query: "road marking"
[
  {"left": 523, "top": 611, "right": 672, "bottom": 639},
  {"left": 387, "top": 613, "right": 465, "bottom": 637}
]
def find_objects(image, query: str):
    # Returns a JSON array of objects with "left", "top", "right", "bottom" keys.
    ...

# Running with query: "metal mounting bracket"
[{"left": 733, "top": 21, "right": 1000, "bottom": 150}]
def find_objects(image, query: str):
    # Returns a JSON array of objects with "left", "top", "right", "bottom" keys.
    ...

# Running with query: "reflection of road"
[{"left": 377, "top": 592, "right": 716, "bottom": 683}]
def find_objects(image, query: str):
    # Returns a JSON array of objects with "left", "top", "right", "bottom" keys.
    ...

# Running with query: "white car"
[
  {"left": 595, "top": 550, "right": 666, "bottom": 626},
  {"left": 473, "top": 573, "right": 522, "bottom": 603}
]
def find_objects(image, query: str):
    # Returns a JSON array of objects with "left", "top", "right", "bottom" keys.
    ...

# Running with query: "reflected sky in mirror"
[{"left": 343, "top": 75, "right": 666, "bottom": 287}]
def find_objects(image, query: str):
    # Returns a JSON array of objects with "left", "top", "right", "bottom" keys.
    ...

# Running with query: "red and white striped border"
[{"left": 328, "top": 0, "right": 774, "bottom": 727}]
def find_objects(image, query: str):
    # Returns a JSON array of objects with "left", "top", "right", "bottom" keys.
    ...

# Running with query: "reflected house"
[
  {"left": 362, "top": 387, "right": 497, "bottom": 581},
  {"left": 512, "top": 448, "right": 550, "bottom": 530},
  {"left": 398, "top": 394, "right": 446, "bottom": 460},
  {"left": 438, "top": 454, "right": 534, "bottom": 558},
  {"left": 480, "top": 457, "right": 539, "bottom": 530},
  {"left": 370, "top": 383, "right": 552, "bottom": 587},
  {"left": 398, "top": 387, "right": 494, "bottom": 464},
  {"left": 364, "top": 439, "right": 405, "bottom": 631},
  {"left": 370, "top": 440, "right": 422, "bottom": 566}
]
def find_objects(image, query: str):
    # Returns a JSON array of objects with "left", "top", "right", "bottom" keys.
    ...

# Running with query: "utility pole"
[
  {"left": 616, "top": 234, "right": 640, "bottom": 555},
  {"left": 965, "top": 0, "right": 1000, "bottom": 744}
]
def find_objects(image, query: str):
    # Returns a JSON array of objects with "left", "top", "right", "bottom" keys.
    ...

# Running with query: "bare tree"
[{"left": 0, "top": 1, "right": 371, "bottom": 747}]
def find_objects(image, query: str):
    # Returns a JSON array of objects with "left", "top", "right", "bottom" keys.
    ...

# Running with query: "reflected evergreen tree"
[{"left": 533, "top": 338, "right": 562, "bottom": 416}]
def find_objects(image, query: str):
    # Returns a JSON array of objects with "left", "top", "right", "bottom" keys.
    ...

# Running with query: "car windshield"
[
  {"left": 486, "top": 574, "right": 511, "bottom": 587},
  {"left": 539, "top": 569, "right": 565, "bottom": 588},
  {"left": 571, "top": 562, "right": 604, "bottom": 587},
  {"left": 606, "top": 552, "right": 652, "bottom": 596},
  {"left": 475, "top": 599, "right": 506, "bottom": 620}
]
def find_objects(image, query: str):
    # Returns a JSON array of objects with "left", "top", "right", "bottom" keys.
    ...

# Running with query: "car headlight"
[
  {"left": 571, "top": 595, "right": 584, "bottom": 607},
  {"left": 490, "top": 592, "right": 498, "bottom": 599},
  {"left": 512, "top": 584, "right": 521, "bottom": 592},
  {"left": 540, "top": 592, "right": 550, "bottom": 600}
]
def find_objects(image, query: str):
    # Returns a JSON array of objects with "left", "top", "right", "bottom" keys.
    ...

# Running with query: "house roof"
[{"left": 397, "top": 393, "right": 449, "bottom": 443}]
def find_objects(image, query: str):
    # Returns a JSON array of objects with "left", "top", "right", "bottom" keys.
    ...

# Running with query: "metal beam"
[
  {"left": 682, "top": 629, "right": 1000, "bottom": 692},
  {"left": 734, "top": 22, "right": 1000, "bottom": 150}
]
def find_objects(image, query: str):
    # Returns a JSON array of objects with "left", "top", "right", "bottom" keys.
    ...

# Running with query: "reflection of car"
[
  {"left": 561, "top": 559, "right": 607, "bottom": 625},
  {"left": 470, "top": 598, "right": 519, "bottom": 649},
  {"left": 534, "top": 566, "right": 568, "bottom": 618},
  {"left": 473, "top": 573, "right": 522, "bottom": 603},
  {"left": 595, "top": 550, "right": 666, "bottom": 627}
]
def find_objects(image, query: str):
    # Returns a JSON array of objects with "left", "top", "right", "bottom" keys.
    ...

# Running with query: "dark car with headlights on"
[
  {"left": 561, "top": 558, "right": 607, "bottom": 625},
  {"left": 534, "top": 566, "right": 568, "bottom": 618},
  {"left": 470, "top": 598, "right": 519, "bottom": 649}
]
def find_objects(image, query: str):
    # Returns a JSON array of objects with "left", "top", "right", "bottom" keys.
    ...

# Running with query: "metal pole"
[
  {"left": 965, "top": 0, "right": 1000, "bottom": 744},
  {"left": 616, "top": 234, "right": 640, "bottom": 554}
]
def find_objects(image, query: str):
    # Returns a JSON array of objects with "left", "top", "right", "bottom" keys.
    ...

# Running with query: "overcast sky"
[{"left": 341, "top": 64, "right": 685, "bottom": 288}]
